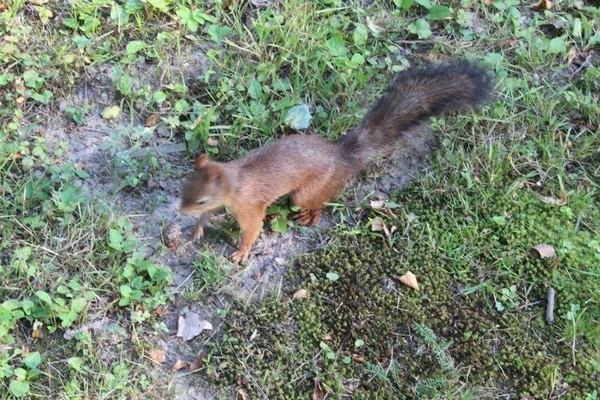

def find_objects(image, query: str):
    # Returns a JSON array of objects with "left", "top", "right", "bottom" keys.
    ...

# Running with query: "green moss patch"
[{"left": 201, "top": 187, "right": 599, "bottom": 398}]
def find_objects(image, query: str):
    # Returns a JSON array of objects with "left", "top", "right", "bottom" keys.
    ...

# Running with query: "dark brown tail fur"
[{"left": 337, "top": 60, "right": 493, "bottom": 166}]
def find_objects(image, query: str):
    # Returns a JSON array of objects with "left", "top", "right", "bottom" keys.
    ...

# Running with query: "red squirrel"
[{"left": 180, "top": 60, "right": 493, "bottom": 263}]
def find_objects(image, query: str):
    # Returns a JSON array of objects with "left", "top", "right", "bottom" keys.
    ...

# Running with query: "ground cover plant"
[{"left": 0, "top": 0, "right": 599, "bottom": 398}]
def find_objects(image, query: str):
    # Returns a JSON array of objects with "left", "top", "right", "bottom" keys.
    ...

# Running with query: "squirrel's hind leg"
[
  {"left": 293, "top": 209, "right": 322, "bottom": 226},
  {"left": 292, "top": 177, "right": 344, "bottom": 226}
]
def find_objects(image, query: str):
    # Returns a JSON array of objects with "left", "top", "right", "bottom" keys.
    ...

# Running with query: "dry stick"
[{"left": 546, "top": 287, "right": 556, "bottom": 324}]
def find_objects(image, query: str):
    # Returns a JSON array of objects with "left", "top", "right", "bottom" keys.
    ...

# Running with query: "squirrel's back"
[{"left": 338, "top": 60, "right": 493, "bottom": 166}]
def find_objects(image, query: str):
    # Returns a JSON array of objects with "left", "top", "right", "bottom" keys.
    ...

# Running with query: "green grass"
[{"left": 1, "top": 0, "right": 599, "bottom": 398}]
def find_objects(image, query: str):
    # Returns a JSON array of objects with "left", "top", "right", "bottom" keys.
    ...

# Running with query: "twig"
[{"left": 546, "top": 287, "right": 555, "bottom": 324}]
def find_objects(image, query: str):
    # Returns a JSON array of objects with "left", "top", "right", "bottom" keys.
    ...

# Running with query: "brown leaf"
[
  {"left": 322, "top": 334, "right": 332, "bottom": 341},
  {"left": 398, "top": 271, "right": 420, "bottom": 291},
  {"left": 155, "top": 305, "right": 169, "bottom": 317},
  {"left": 238, "top": 389, "right": 249, "bottom": 400},
  {"left": 171, "top": 359, "right": 186, "bottom": 372},
  {"left": 532, "top": 0, "right": 552, "bottom": 10},
  {"left": 558, "top": 191, "right": 568, "bottom": 204},
  {"left": 32, "top": 320, "right": 43, "bottom": 339},
  {"left": 370, "top": 217, "right": 384, "bottom": 232},
  {"left": 371, "top": 217, "right": 391, "bottom": 239},
  {"left": 145, "top": 113, "right": 161, "bottom": 127},
  {"left": 567, "top": 47, "right": 577, "bottom": 65},
  {"left": 73, "top": 162, "right": 85, "bottom": 170},
  {"left": 313, "top": 380, "right": 324, "bottom": 400},
  {"left": 538, "top": 195, "right": 566, "bottom": 206},
  {"left": 532, "top": 244, "right": 556, "bottom": 259},
  {"left": 189, "top": 357, "right": 204, "bottom": 372},
  {"left": 351, "top": 354, "right": 365, "bottom": 362},
  {"left": 207, "top": 137, "right": 219, "bottom": 147},
  {"left": 21, "top": 346, "right": 30, "bottom": 357},
  {"left": 483, "top": 0, "right": 493, "bottom": 5},
  {"left": 293, "top": 289, "right": 308, "bottom": 299},
  {"left": 148, "top": 348, "right": 166, "bottom": 364}
]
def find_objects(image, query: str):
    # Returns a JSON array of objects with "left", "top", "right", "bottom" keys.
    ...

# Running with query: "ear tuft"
[{"left": 194, "top": 154, "right": 209, "bottom": 169}]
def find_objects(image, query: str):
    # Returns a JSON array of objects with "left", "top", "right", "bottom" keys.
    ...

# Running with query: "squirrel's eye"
[{"left": 197, "top": 198, "right": 209, "bottom": 206}]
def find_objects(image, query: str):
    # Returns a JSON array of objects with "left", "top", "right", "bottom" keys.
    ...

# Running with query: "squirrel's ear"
[{"left": 194, "top": 154, "right": 209, "bottom": 169}]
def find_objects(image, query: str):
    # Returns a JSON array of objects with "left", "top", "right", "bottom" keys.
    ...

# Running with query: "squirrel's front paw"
[
  {"left": 231, "top": 249, "right": 249, "bottom": 264},
  {"left": 192, "top": 224, "right": 204, "bottom": 243}
]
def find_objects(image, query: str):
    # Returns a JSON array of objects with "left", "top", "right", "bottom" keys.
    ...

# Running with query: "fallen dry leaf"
[
  {"left": 532, "top": 0, "right": 552, "bottom": 10},
  {"left": 398, "top": 271, "right": 420, "bottom": 291},
  {"left": 145, "top": 113, "right": 161, "bottom": 127},
  {"left": 32, "top": 320, "right": 43, "bottom": 339},
  {"left": 312, "top": 380, "right": 325, "bottom": 400},
  {"left": 538, "top": 195, "right": 566, "bottom": 206},
  {"left": 370, "top": 200, "right": 385, "bottom": 209},
  {"left": 484, "top": 0, "right": 493, "bottom": 5},
  {"left": 207, "top": 137, "right": 219, "bottom": 147},
  {"left": 238, "top": 389, "right": 249, "bottom": 400},
  {"left": 189, "top": 357, "right": 203, "bottom": 372},
  {"left": 567, "top": 47, "right": 577, "bottom": 65},
  {"left": 351, "top": 354, "right": 365, "bottom": 362},
  {"left": 371, "top": 216, "right": 384, "bottom": 231},
  {"left": 21, "top": 345, "right": 30, "bottom": 357},
  {"left": 532, "top": 244, "right": 556, "bottom": 259},
  {"left": 177, "top": 312, "right": 213, "bottom": 342},
  {"left": 371, "top": 216, "right": 391, "bottom": 239},
  {"left": 293, "top": 289, "right": 308, "bottom": 299},
  {"left": 322, "top": 334, "right": 332, "bottom": 341},
  {"left": 148, "top": 348, "right": 166, "bottom": 364},
  {"left": 171, "top": 359, "right": 186, "bottom": 372},
  {"left": 155, "top": 305, "right": 169, "bottom": 317},
  {"left": 558, "top": 191, "right": 568, "bottom": 204}
]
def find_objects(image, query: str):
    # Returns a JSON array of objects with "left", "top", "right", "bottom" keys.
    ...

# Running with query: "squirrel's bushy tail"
[{"left": 337, "top": 60, "right": 493, "bottom": 166}]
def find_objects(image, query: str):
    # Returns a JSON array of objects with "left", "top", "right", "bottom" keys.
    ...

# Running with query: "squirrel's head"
[{"left": 180, "top": 154, "right": 229, "bottom": 215}]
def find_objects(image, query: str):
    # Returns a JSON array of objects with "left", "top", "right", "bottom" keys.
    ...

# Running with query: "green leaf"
[
  {"left": 174, "top": 99, "right": 190, "bottom": 114},
  {"left": 285, "top": 104, "right": 312, "bottom": 130},
  {"left": 428, "top": 5, "right": 450, "bottom": 20},
  {"left": 271, "top": 217, "right": 288, "bottom": 233},
  {"left": 153, "top": 91, "right": 167, "bottom": 103},
  {"left": 248, "top": 79, "right": 262, "bottom": 100},
  {"left": 354, "top": 339, "right": 365, "bottom": 347},
  {"left": 415, "top": 0, "right": 431, "bottom": 9},
  {"left": 35, "top": 291, "right": 52, "bottom": 305},
  {"left": 120, "top": 285, "right": 133, "bottom": 298},
  {"left": 395, "top": 0, "right": 414, "bottom": 9},
  {"left": 353, "top": 24, "right": 368, "bottom": 47},
  {"left": 491, "top": 216, "right": 506, "bottom": 226},
  {"left": 408, "top": 19, "right": 431, "bottom": 39},
  {"left": 147, "top": 0, "right": 170, "bottom": 12},
  {"left": 343, "top": 356, "right": 351, "bottom": 364},
  {"left": 22, "top": 352, "right": 42, "bottom": 369},
  {"left": 32, "top": 90, "right": 52, "bottom": 105},
  {"left": 350, "top": 53, "right": 365, "bottom": 66},
  {"left": 9, "top": 380, "right": 30, "bottom": 397},
  {"left": 126, "top": 41, "right": 147, "bottom": 55},
  {"left": 108, "top": 229, "right": 123, "bottom": 250},
  {"left": 326, "top": 272, "right": 339, "bottom": 281},
  {"left": 548, "top": 37, "right": 567, "bottom": 54},
  {"left": 325, "top": 33, "right": 347, "bottom": 57},
  {"left": 68, "top": 357, "right": 83, "bottom": 371}
]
